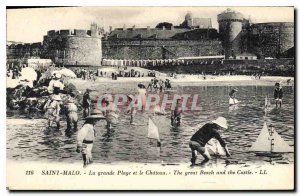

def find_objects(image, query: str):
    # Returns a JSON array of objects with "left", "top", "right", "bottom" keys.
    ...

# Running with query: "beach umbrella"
[
  {"left": 53, "top": 68, "right": 76, "bottom": 78},
  {"left": 20, "top": 67, "right": 37, "bottom": 81}
]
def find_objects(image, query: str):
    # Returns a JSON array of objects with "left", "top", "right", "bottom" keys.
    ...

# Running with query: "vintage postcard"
[{"left": 6, "top": 6, "right": 295, "bottom": 190}]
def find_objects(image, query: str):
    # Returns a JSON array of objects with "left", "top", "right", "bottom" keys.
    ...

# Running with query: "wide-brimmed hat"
[
  {"left": 232, "top": 88, "right": 238, "bottom": 92},
  {"left": 212, "top": 117, "right": 228, "bottom": 129},
  {"left": 52, "top": 94, "right": 62, "bottom": 101},
  {"left": 85, "top": 109, "right": 105, "bottom": 120}
]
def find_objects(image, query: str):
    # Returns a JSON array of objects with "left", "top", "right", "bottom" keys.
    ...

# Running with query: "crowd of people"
[{"left": 6, "top": 61, "right": 288, "bottom": 168}]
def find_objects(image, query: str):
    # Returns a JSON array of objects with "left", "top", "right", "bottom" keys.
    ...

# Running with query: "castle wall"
[
  {"left": 249, "top": 23, "right": 294, "bottom": 58},
  {"left": 102, "top": 39, "right": 223, "bottom": 60},
  {"left": 42, "top": 29, "right": 102, "bottom": 66}
]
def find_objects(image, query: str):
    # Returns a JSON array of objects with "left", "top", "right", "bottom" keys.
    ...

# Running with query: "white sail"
[
  {"left": 147, "top": 118, "right": 160, "bottom": 141},
  {"left": 249, "top": 122, "right": 293, "bottom": 153},
  {"left": 249, "top": 122, "right": 271, "bottom": 152},
  {"left": 272, "top": 128, "right": 294, "bottom": 153},
  {"left": 206, "top": 138, "right": 226, "bottom": 155}
]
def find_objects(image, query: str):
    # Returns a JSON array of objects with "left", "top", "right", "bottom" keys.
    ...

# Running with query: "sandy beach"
[{"left": 64, "top": 75, "right": 294, "bottom": 94}]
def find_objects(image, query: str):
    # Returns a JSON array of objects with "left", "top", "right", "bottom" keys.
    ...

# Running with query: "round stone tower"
[
  {"left": 42, "top": 23, "right": 102, "bottom": 67},
  {"left": 217, "top": 9, "right": 244, "bottom": 59},
  {"left": 185, "top": 12, "right": 193, "bottom": 27}
]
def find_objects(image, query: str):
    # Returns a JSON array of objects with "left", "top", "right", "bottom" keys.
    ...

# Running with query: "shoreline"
[{"left": 67, "top": 75, "right": 294, "bottom": 91}]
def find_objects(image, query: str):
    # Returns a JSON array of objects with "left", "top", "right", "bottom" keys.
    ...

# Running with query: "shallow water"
[{"left": 7, "top": 85, "right": 294, "bottom": 166}]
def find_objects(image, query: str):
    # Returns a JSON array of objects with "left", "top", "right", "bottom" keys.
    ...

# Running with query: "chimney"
[
  {"left": 123, "top": 24, "right": 126, "bottom": 31},
  {"left": 132, "top": 25, "right": 136, "bottom": 31},
  {"left": 162, "top": 26, "right": 165, "bottom": 30},
  {"left": 147, "top": 26, "right": 150, "bottom": 31},
  {"left": 109, "top": 26, "right": 113, "bottom": 32}
]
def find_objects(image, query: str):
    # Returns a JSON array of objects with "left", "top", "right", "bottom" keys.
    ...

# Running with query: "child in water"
[
  {"left": 127, "top": 95, "right": 137, "bottom": 124},
  {"left": 171, "top": 97, "right": 182, "bottom": 127},
  {"left": 65, "top": 93, "right": 78, "bottom": 134},
  {"left": 229, "top": 88, "right": 238, "bottom": 105},
  {"left": 102, "top": 95, "right": 119, "bottom": 129},
  {"left": 274, "top": 82, "right": 283, "bottom": 108},
  {"left": 44, "top": 94, "right": 61, "bottom": 131},
  {"left": 76, "top": 110, "right": 105, "bottom": 168}
]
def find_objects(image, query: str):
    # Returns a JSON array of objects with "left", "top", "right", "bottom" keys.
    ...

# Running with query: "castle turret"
[
  {"left": 185, "top": 12, "right": 193, "bottom": 27},
  {"left": 218, "top": 9, "right": 244, "bottom": 59},
  {"left": 91, "top": 22, "right": 99, "bottom": 37}
]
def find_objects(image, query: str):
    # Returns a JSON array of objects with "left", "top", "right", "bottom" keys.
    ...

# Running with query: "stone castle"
[{"left": 7, "top": 9, "right": 294, "bottom": 67}]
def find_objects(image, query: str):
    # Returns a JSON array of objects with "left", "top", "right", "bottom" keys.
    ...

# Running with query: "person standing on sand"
[
  {"left": 189, "top": 117, "right": 231, "bottom": 165},
  {"left": 76, "top": 110, "right": 105, "bottom": 168},
  {"left": 274, "top": 82, "right": 283, "bottom": 108},
  {"left": 44, "top": 94, "right": 61, "bottom": 131},
  {"left": 82, "top": 89, "right": 92, "bottom": 118}
]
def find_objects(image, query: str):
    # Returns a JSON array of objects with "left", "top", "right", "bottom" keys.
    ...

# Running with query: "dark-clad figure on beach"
[
  {"left": 274, "top": 82, "right": 283, "bottom": 108},
  {"left": 43, "top": 94, "right": 61, "bottom": 131},
  {"left": 82, "top": 89, "right": 92, "bottom": 118},
  {"left": 76, "top": 110, "right": 105, "bottom": 168},
  {"left": 189, "top": 117, "right": 231, "bottom": 165}
]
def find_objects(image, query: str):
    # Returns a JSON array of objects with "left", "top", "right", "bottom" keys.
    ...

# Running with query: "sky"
[{"left": 7, "top": 6, "right": 294, "bottom": 43}]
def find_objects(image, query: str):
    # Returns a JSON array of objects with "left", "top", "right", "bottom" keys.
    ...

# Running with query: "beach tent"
[{"left": 20, "top": 67, "right": 37, "bottom": 81}]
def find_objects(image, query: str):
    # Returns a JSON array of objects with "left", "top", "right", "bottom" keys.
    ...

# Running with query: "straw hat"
[
  {"left": 51, "top": 94, "right": 62, "bottom": 101},
  {"left": 212, "top": 117, "right": 228, "bottom": 129},
  {"left": 85, "top": 109, "right": 105, "bottom": 120}
]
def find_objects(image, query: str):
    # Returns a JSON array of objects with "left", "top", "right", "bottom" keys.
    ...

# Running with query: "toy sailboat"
[
  {"left": 147, "top": 118, "right": 161, "bottom": 147},
  {"left": 249, "top": 122, "right": 293, "bottom": 154}
]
